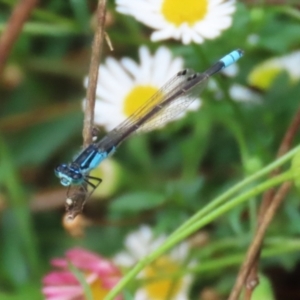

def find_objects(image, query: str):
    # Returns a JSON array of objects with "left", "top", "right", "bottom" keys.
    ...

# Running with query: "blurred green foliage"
[{"left": 1, "top": 0, "right": 300, "bottom": 299}]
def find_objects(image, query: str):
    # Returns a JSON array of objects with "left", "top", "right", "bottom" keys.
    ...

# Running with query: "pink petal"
[
  {"left": 42, "top": 285, "right": 82, "bottom": 298},
  {"left": 86, "top": 260, "right": 120, "bottom": 276},
  {"left": 43, "top": 271, "right": 78, "bottom": 285},
  {"left": 101, "top": 276, "right": 121, "bottom": 289},
  {"left": 64, "top": 248, "right": 121, "bottom": 276},
  {"left": 66, "top": 248, "right": 102, "bottom": 264},
  {"left": 44, "top": 296, "right": 81, "bottom": 300},
  {"left": 51, "top": 258, "right": 68, "bottom": 268},
  {"left": 43, "top": 247, "right": 123, "bottom": 300}
]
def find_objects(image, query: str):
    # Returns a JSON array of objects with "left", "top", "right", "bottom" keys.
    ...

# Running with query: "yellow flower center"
[
  {"left": 161, "top": 0, "right": 208, "bottom": 26},
  {"left": 90, "top": 277, "right": 111, "bottom": 299},
  {"left": 123, "top": 85, "right": 161, "bottom": 117},
  {"left": 143, "top": 256, "right": 183, "bottom": 299},
  {"left": 248, "top": 66, "right": 282, "bottom": 90}
]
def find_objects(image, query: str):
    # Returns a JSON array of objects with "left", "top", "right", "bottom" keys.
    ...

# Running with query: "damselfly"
[{"left": 55, "top": 49, "right": 243, "bottom": 194}]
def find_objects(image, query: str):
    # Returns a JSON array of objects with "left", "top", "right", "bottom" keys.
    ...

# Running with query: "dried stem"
[
  {"left": 83, "top": 0, "right": 107, "bottom": 146},
  {"left": 245, "top": 108, "right": 300, "bottom": 295},
  {"left": 277, "top": 108, "right": 300, "bottom": 158},
  {"left": 0, "top": 0, "right": 38, "bottom": 77},
  {"left": 228, "top": 182, "right": 292, "bottom": 300},
  {"left": 229, "top": 107, "right": 300, "bottom": 300},
  {"left": 66, "top": 0, "right": 107, "bottom": 218}
]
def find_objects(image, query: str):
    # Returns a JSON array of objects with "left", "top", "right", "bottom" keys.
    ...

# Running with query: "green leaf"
[
  {"left": 291, "top": 149, "right": 300, "bottom": 192},
  {"left": 68, "top": 262, "right": 93, "bottom": 300},
  {"left": 69, "top": 0, "right": 90, "bottom": 32},
  {"left": 12, "top": 112, "right": 82, "bottom": 167},
  {"left": 0, "top": 136, "right": 39, "bottom": 285},
  {"left": 260, "top": 22, "right": 300, "bottom": 53},
  {"left": 250, "top": 273, "right": 275, "bottom": 300},
  {"left": 123, "top": 290, "right": 135, "bottom": 300}
]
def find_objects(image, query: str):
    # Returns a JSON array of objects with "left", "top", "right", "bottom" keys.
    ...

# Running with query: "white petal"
[
  {"left": 209, "top": 0, "right": 226, "bottom": 6},
  {"left": 138, "top": 46, "right": 153, "bottom": 83},
  {"left": 137, "top": 225, "right": 154, "bottom": 243},
  {"left": 181, "top": 26, "right": 193, "bottom": 45},
  {"left": 190, "top": 31, "right": 205, "bottom": 44},
  {"left": 115, "top": 6, "right": 134, "bottom": 16},
  {"left": 125, "top": 227, "right": 153, "bottom": 258},
  {"left": 83, "top": 45, "right": 190, "bottom": 131},
  {"left": 170, "top": 242, "right": 189, "bottom": 260},
  {"left": 106, "top": 57, "right": 133, "bottom": 86},
  {"left": 151, "top": 47, "right": 173, "bottom": 85},
  {"left": 95, "top": 86, "right": 115, "bottom": 102},
  {"left": 116, "top": 0, "right": 154, "bottom": 17},
  {"left": 134, "top": 289, "right": 148, "bottom": 300},
  {"left": 116, "top": 0, "right": 236, "bottom": 45},
  {"left": 149, "top": 235, "right": 166, "bottom": 251},
  {"left": 94, "top": 102, "right": 120, "bottom": 121},
  {"left": 94, "top": 114, "right": 125, "bottom": 131},
  {"left": 83, "top": 76, "right": 89, "bottom": 88},
  {"left": 187, "top": 99, "right": 202, "bottom": 111},
  {"left": 222, "top": 63, "right": 239, "bottom": 77},
  {"left": 194, "top": 22, "right": 220, "bottom": 39},
  {"left": 150, "top": 26, "right": 175, "bottom": 42},
  {"left": 229, "top": 84, "right": 261, "bottom": 103},
  {"left": 98, "top": 65, "right": 122, "bottom": 91},
  {"left": 166, "top": 57, "right": 184, "bottom": 79},
  {"left": 121, "top": 57, "right": 140, "bottom": 78},
  {"left": 113, "top": 252, "right": 136, "bottom": 267}
]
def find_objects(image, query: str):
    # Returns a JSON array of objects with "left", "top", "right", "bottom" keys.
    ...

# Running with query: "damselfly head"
[
  {"left": 54, "top": 164, "right": 66, "bottom": 177},
  {"left": 55, "top": 164, "right": 83, "bottom": 186}
]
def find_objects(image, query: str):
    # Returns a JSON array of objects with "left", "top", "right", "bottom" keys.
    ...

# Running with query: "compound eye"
[
  {"left": 72, "top": 173, "right": 82, "bottom": 180},
  {"left": 60, "top": 177, "right": 71, "bottom": 186},
  {"left": 54, "top": 166, "right": 61, "bottom": 176},
  {"left": 55, "top": 164, "right": 67, "bottom": 172}
]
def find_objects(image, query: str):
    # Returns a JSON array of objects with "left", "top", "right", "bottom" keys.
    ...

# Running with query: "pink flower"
[{"left": 42, "top": 248, "right": 122, "bottom": 300}]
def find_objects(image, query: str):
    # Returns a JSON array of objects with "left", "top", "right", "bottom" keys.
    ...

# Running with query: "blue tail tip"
[
  {"left": 220, "top": 49, "right": 244, "bottom": 68},
  {"left": 236, "top": 48, "right": 244, "bottom": 57}
]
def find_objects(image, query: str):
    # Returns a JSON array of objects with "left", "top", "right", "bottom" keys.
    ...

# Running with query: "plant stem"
[{"left": 105, "top": 169, "right": 293, "bottom": 299}]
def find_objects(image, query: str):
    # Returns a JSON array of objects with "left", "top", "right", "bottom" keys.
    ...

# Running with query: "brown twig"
[
  {"left": 0, "top": 0, "right": 38, "bottom": 78},
  {"left": 277, "top": 108, "right": 300, "bottom": 158},
  {"left": 229, "top": 107, "right": 300, "bottom": 300},
  {"left": 82, "top": 0, "right": 107, "bottom": 146},
  {"left": 65, "top": 0, "right": 107, "bottom": 219},
  {"left": 253, "top": 108, "right": 300, "bottom": 234},
  {"left": 260, "top": 109, "right": 300, "bottom": 212},
  {"left": 228, "top": 182, "right": 292, "bottom": 300},
  {"left": 245, "top": 108, "right": 300, "bottom": 296}
]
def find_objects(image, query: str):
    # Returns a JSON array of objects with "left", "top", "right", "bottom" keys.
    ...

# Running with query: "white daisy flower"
[
  {"left": 83, "top": 46, "right": 201, "bottom": 131},
  {"left": 229, "top": 84, "right": 261, "bottom": 103},
  {"left": 221, "top": 63, "right": 239, "bottom": 77},
  {"left": 248, "top": 51, "right": 300, "bottom": 90},
  {"left": 116, "top": 0, "right": 236, "bottom": 45},
  {"left": 206, "top": 66, "right": 260, "bottom": 103},
  {"left": 114, "top": 225, "right": 195, "bottom": 300}
]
